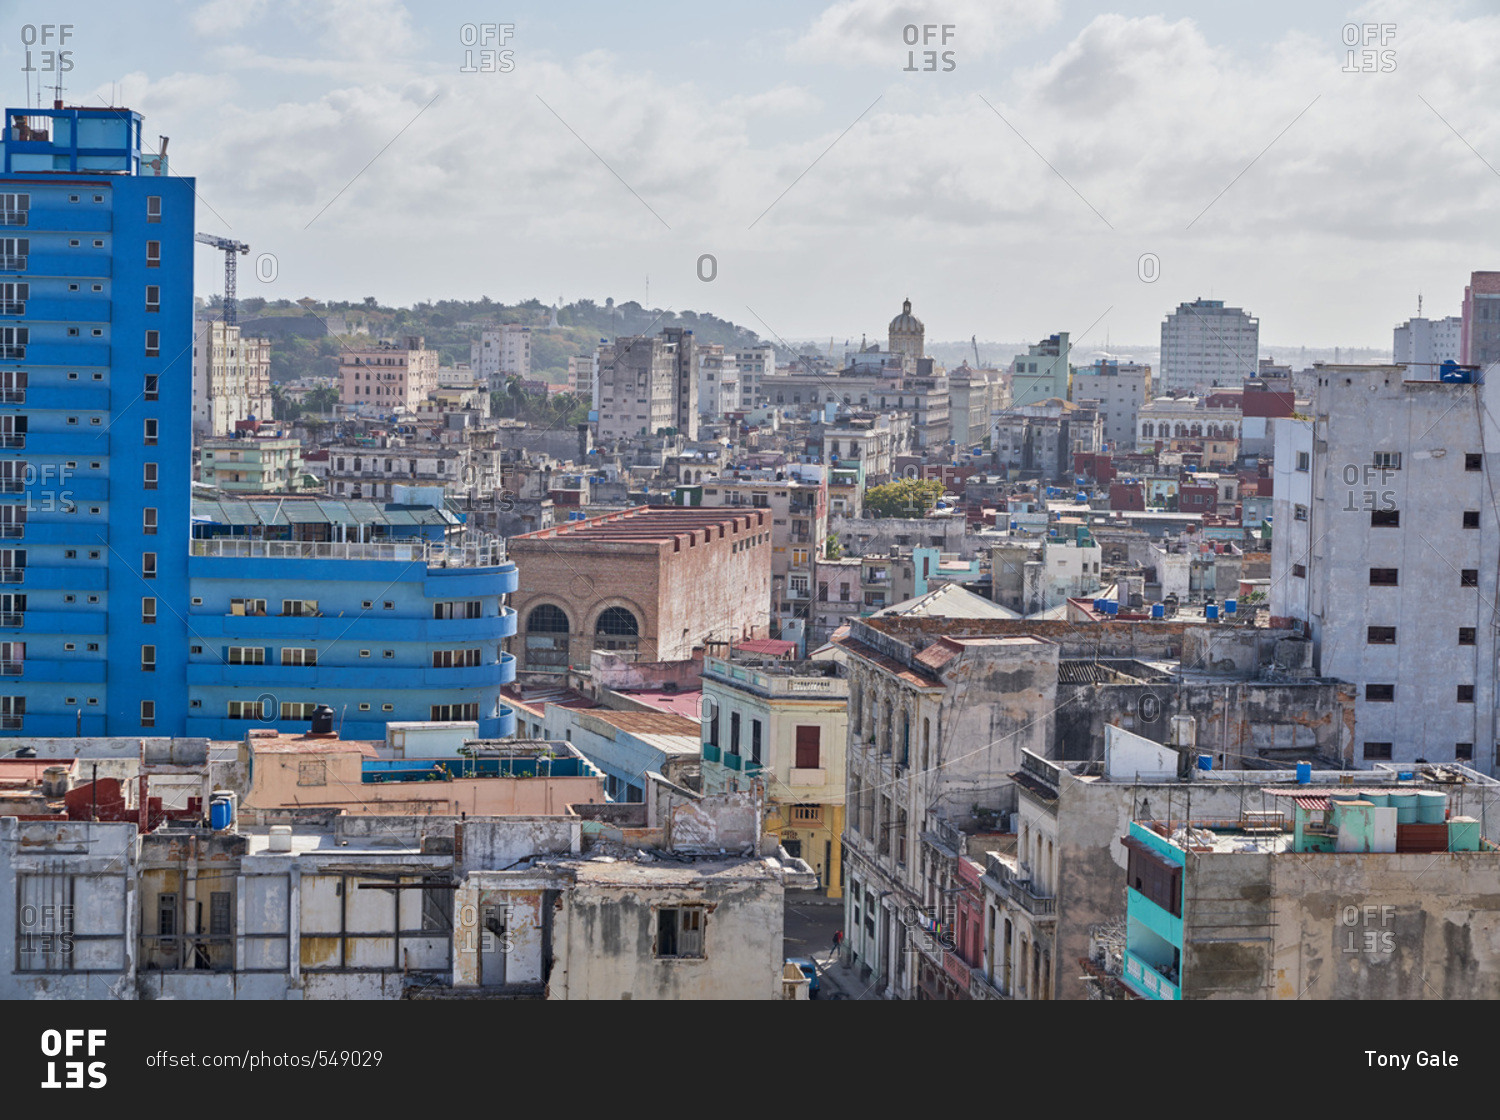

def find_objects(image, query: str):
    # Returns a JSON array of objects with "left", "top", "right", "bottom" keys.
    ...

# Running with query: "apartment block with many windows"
[
  {"left": 1271, "top": 362, "right": 1500, "bottom": 770},
  {"left": 0, "top": 104, "right": 194, "bottom": 735}
]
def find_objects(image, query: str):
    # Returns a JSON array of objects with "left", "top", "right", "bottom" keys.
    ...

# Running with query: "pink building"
[
  {"left": 239, "top": 730, "right": 606, "bottom": 816},
  {"left": 339, "top": 335, "right": 440, "bottom": 412},
  {"left": 1460, "top": 271, "right": 1500, "bottom": 366}
]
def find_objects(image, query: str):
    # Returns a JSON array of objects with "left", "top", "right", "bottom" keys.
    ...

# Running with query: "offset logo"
[{"left": 40, "top": 1029, "right": 106, "bottom": 1089}]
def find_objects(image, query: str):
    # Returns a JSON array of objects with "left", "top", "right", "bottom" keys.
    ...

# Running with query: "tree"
[
  {"left": 864, "top": 478, "right": 945, "bottom": 518},
  {"left": 824, "top": 532, "right": 842, "bottom": 560}
]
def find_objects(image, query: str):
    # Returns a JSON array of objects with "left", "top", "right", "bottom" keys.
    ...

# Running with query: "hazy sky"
[{"left": 2, "top": 0, "right": 1495, "bottom": 352}]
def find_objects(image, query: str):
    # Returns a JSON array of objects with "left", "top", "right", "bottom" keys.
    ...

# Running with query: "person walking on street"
[{"left": 832, "top": 928, "right": 844, "bottom": 957}]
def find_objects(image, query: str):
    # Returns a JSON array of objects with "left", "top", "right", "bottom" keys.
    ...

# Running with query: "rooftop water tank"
[
  {"left": 311, "top": 704, "right": 335, "bottom": 735},
  {"left": 1151, "top": 602, "right": 1165, "bottom": 619},
  {"left": 41, "top": 766, "right": 70, "bottom": 798},
  {"left": 1224, "top": 598, "right": 1237, "bottom": 614},
  {"left": 1295, "top": 761, "right": 1312, "bottom": 784},
  {"left": 1206, "top": 603, "right": 1219, "bottom": 620},
  {"left": 1389, "top": 791, "right": 1418, "bottom": 824},
  {"left": 1416, "top": 791, "right": 1447, "bottom": 824},
  {"left": 268, "top": 825, "right": 293, "bottom": 853}
]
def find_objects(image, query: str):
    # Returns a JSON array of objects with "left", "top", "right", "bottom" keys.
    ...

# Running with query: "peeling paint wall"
[
  {"left": 549, "top": 877, "right": 783, "bottom": 1000},
  {"left": 1186, "top": 852, "right": 1500, "bottom": 1000}
]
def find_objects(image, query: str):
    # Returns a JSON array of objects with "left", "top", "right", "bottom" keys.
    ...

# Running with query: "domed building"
[{"left": 888, "top": 297, "right": 925, "bottom": 369}]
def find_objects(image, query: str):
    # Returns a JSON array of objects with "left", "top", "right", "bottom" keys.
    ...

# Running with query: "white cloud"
[
  {"left": 115, "top": 3, "right": 1500, "bottom": 343},
  {"left": 788, "top": 0, "right": 1062, "bottom": 66}
]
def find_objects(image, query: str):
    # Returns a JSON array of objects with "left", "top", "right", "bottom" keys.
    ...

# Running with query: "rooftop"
[{"left": 509, "top": 505, "right": 767, "bottom": 546}]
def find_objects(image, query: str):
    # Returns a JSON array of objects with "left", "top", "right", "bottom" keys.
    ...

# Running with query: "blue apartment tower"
[
  {"left": 0, "top": 104, "right": 193, "bottom": 735},
  {"left": 0, "top": 105, "right": 516, "bottom": 738}
]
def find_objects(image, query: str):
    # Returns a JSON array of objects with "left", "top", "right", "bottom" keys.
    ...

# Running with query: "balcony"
[
  {"left": 0, "top": 660, "right": 20, "bottom": 675},
  {"left": 0, "top": 567, "right": 22, "bottom": 582},
  {"left": 702, "top": 742, "right": 721, "bottom": 764},
  {"left": 788, "top": 766, "right": 827, "bottom": 787},
  {"left": 1004, "top": 877, "right": 1057, "bottom": 920},
  {"left": 0, "top": 611, "right": 20, "bottom": 627},
  {"left": 0, "top": 389, "right": 22, "bottom": 403},
  {"left": 1123, "top": 949, "right": 1180, "bottom": 1001}
]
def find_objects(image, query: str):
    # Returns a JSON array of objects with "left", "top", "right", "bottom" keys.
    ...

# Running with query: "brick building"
[{"left": 507, "top": 506, "right": 772, "bottom": 675}]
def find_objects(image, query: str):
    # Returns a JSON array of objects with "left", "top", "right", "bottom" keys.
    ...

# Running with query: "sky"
[{"left": 1, "top": 0, "right": 1496, "bottom": 355}]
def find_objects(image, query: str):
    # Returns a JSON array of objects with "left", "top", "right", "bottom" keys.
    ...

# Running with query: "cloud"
[
  {"left": 112, "top": 2, "right": 1500, "bottom": 342},
  {"left": 189, "top": 0, "right": 273, "bottom": 36},
  {"left": 788, "top": 0, "right": 1062, "bottom": 66}
]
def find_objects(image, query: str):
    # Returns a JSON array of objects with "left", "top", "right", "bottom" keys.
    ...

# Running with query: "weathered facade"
[
  {"left": 837, "top": 615, "right": 1057, "bottom": 998},
  {"left": 507, "top": 506, "right": 772, "bottom": 674}
]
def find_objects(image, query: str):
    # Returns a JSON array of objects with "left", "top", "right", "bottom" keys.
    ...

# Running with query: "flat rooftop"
[{"left": 509, "top": 505, "right": 766, "bottom": 545}]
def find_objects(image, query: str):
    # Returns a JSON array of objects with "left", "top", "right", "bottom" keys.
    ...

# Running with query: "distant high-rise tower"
[
  {"left": 888, "top": 298, "right": 925, "bottom": 370},
  {"left": 1159, "top": 298, "right": 1259, "bottom": 394}
]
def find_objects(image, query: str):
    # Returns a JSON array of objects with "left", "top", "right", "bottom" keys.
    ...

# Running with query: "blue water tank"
[
  {"left": 1151, "top": 602, "right": 1165, "bottom": 619},
  {"left": 1205, "top": 603, "right": 1219, "bottom": 620},
  {"left": 1224, "top": 598, "right": 1237, "bottom": 614},
  {"left": 1076, "top": 491, "right": 1089, "bottom": 502},
  {"left": 1296, "top": 761, "right": 1312, "bottom": 784},
  {"left": 1439, "top": 359, "right": 1471, "bottom": 384},
  {"left": 1103, "top": 600, "right": 1119, "bottom": 616},
  {"left": 1197, "top": 754, "right": 1213, "bottom": 771},
  {"left": 210, "top": 796, "right": 233, "bottom": 830}
]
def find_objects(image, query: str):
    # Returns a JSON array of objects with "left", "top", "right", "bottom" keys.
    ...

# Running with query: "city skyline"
[{"left": 2, "top": 1, "right": 1493, "bottom": 348}]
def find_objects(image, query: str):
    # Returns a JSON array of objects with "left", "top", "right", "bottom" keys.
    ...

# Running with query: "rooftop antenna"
[{"left": 1417, "top": 291, "right": 1423, "bottom": 318}]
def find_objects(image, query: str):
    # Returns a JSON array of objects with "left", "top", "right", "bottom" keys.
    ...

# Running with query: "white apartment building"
[
  {"left": 192, "top": 319, "right": 273, "bottom": 438},
  {"left": 697, "top": 345, "right": 741, "bottom": 418},
  {"left": 1159, "top": 298, "right": 1259, "bottom": 394},
  {"left": 1393, "top": 315, "right": 1462, "bottom": 370},
  {"left": 1271, "top": 363, "right": 1500, "bottom": 772},
  {"left": 470, "top": 324, "right": 532, "bottom": 390},
  {"left": 734, "top": 345, "right": 776, "bottom": 411},
  {"left": 1070, "top": 360, "right": 1151, "bottom": 450}
]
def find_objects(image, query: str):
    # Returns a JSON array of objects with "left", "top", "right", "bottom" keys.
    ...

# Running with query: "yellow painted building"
[{"left": 698, "top": 654, "right": 848, "bottom": 898}]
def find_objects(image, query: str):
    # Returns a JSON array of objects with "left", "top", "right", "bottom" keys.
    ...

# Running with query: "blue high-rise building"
[
  {"left": 0, "top": 105, "right": 517, "bottom": 738},
  {"left": 0, "top": 104, "right": 193, "bottom": 735}
]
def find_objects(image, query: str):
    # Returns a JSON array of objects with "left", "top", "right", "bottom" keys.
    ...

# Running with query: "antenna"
[{"left": 1417, "top": 292, "right": 1423, "bottom": 318}]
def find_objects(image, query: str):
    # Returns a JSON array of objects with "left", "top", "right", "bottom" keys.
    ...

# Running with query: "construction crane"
[
  {"left": 195, "top": 232, "right": 250, "bottom": 326},
  {"left": 972, "top": 335, "right": 982, "bottom": 368}
]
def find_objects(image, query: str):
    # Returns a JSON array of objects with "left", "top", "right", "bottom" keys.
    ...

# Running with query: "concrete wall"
[
  {"left": 548, "top": 872, "right": 784, "bottom": 999},
  {"left": 1055, "top": 679, "right": 1354, "bottom": 766},
  {"left": 0, "top": 819, "right": 138, "bottom": 999}
]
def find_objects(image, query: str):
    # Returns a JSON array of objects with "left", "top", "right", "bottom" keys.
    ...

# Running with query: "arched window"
[
  {"left": 922, "top": 717, "right": 930, "bottom": 772},
  {"left": 1142, "top": 422, "right": 1153, "bottom": 438},
  {"left": 883, "top": 699, "right": 893, "bottom": 755},
  {"left": 595, "top": 606, "right": 639, "bottom": 653},
  {"left": 900, "top": 710, "right": 911, "bottom": 767},
  {"left": 528, "top": 604, "right": 569, "bottom": 632},
  {"left": 596, "top": 608, "right": 637, "bottom": 636},
  {"left": 525, "top": 604, "right": 570, "bottom": 670}
]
